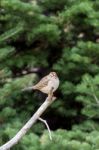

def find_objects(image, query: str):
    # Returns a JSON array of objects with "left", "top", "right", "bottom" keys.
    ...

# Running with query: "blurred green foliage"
[{"left": 0, "top": 0, "right": 99, "bottom": 149}]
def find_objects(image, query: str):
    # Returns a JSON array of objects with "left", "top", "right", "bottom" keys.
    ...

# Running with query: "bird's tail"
[{"left": 21, "top": 86, "right": 35, "bottom": 92}]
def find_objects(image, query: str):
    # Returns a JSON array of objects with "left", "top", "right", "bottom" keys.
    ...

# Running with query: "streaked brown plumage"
[{"left": 22, "top": 72, "right": 59, "bottom": 95}]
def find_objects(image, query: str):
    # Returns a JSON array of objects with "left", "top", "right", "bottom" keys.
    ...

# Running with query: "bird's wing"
[{"left": 33, "top": 76, "right": 49, "bottom": 89}]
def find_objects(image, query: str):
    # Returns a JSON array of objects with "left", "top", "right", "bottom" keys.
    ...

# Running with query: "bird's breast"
[
  {"left": 48, "top": 78, "right": 59, "bottom": 92},
  {"left": 40, "top": 78, "right": 59, "bottom": 94}
]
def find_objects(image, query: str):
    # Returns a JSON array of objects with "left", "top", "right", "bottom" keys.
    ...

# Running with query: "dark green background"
[{"left": 0, "top": 0, "right": 99, "bottom": 149}]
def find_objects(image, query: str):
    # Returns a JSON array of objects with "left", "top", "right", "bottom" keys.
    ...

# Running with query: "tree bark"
[{"left": 0, "top": 94, "right": 55, "bottom": 150}]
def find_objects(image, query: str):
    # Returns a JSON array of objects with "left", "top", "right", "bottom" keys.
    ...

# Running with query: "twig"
[
  {"left": 0, "top": 92, "right": 56, "bottom": 150},
  {"left": 38, "top": 117, "right": 52, "bottom": 140},
  {"left": 90, "top": 85, "right": 99, "bottom": 105},
  {"left": 85, "top": 76, "right": 99, "bottom": 105}
]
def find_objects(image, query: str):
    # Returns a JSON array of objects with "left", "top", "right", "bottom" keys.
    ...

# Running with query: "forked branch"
[{"left": 0, "top": 92, "right": 55, "bottom": 150}]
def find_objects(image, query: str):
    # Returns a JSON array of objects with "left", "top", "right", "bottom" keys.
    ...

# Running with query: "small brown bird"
[{"left": 22, "top": 72, "right": 59, "bottom": 95}]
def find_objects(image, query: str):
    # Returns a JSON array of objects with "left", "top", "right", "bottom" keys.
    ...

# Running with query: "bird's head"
[{"left": 49, "top": 72, "right": 57, "bottom": 79}]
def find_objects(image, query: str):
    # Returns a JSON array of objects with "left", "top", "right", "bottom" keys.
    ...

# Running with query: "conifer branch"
[
  {"left": 0, "top": 92, "right": 55, "bottom": 150},
  {"left": 0, "top": 25, "right": 23, "bottom": 42}
]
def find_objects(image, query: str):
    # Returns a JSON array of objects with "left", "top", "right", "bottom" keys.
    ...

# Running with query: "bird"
[{"left": 22, "top": 72, "right": 59, "bottom": 96}]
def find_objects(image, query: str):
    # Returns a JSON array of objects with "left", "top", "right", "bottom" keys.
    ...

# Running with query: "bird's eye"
[
  {"left": 49, "top": 72, "right": 56, "bottom": 77},
  {"left": 50, "top": 74, "right": 53, "bottom": 77},
  {"left": 53, "top": 73, "right": 56, "bottom": 76}
]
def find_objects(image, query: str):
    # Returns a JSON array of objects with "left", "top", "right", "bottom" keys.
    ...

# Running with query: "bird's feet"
[{"left": 48, "top": 87, "right": 56, "bottom": 100}]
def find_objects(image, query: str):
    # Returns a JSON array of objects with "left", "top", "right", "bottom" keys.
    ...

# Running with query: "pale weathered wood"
[{"left": 0, "top": 94, "right": 55, "bottom": 150}]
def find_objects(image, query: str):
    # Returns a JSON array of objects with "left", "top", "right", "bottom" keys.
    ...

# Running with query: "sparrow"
[{"left": 22, "top": 72, "right": 59, "bottom": 95}]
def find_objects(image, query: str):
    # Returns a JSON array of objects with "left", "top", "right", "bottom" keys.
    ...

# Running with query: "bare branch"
[
  {"left": 38, "top": 117, "right": 52, "bottom": 140},
  {"left": 0, "top": 93, "right": 55, "bottom": 150}
]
